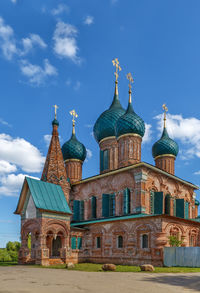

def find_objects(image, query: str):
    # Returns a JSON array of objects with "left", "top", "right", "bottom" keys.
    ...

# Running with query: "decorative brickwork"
[
  {"left": 155, "top": 155, "right": 175, "bottom": 175},
  {"left": 99, "top": 137, "right": 118, "bottom": 173},
  {"left": 65, "top": 159, "right": 83, "bottom": 184},
  {"left": 118, "top": 134, "right": 142, "bottom": 168},
  {"left": 41, "top": 122, "right": 70, "bottom": 202}
]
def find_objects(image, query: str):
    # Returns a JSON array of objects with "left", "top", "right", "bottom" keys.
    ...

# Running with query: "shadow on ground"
[{"left": 144, "top": 274, "right": 200, "bottom": 292}]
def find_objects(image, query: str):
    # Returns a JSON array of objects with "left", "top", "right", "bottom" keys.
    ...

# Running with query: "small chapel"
[{"left": 15, "top": 59, "right": 200, "bottom": 266}]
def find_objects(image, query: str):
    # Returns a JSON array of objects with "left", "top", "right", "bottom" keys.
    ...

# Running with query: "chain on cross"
[
  {"left": 126, "top": 72, "right": 134, "bottom": 92},
  {"left": 53, "top": 104, "right": 59, "bottom": 119},
  {"left": 162, "top": 104, "right": 168, "bottom": 127},
  {"left": 112, "top": 58, "right": 122, "bottom": 82}
]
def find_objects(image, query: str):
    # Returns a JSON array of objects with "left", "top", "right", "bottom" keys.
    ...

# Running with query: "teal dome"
[
  {"left": 62, "top": 132, "right": 86, "bottom": 162},
  {"left": 152, "top": 128, "right": 179, "bottom": 158},
  {"left": 93, "top": 86, "right": 125, "bottom": 143},
  {"left": 115, "top": 101, "right": 145, "bottom": 138},
  {"left": 52, "top": 119, "right": 59, "bottom": 126},
  {"left": 195, "top": 199, "right": 200, "bottom": 206}
]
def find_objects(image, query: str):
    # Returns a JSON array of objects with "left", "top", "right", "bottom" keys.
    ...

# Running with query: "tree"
[{"left": 168, "top": 235, "right": 183, "bottom": 247}]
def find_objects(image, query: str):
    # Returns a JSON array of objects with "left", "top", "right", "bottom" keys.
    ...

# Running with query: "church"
[{"left": 15, "top": 59, "right": 200, "bottom": 266}]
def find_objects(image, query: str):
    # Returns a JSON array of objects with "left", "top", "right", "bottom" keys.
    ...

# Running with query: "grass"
[
  {"left": 0, "top": 262, "right": 18, "bottom": 266},
  {"left": 2, "top": 262, "right": 200, "bottom": 273}
]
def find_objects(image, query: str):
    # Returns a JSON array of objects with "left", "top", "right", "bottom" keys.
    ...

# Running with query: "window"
[
  {"left": 102, "top": 193, "right": 115, "bottom": 217},
  {"left": 91, "top": 196, "right": 97, "bottom": 219},
  {"left": 141, "top": 234, "right": 148, "bottom": 249},
  {"left": 123, "top": 188, "right": 130, "bottom": 215},
  {"left": 96, "top": 236, "right": 101, "bottom": 248},
  {"left": 118, "top": 236, "right": 123, "bottom": 248},
  {"left": 80, "top": 200, "right": 84, "bottom": 221},
  {"left": 185, "top": 201, "right": 189, "bottom": 219},
  {"left": 176, "top": 198, "right": 184, "bottom": 218},
  {"left": 165, "top": 194, "right": 170, "bottom": 215},
  {"left": 71, "top": 237, "right": 76, "bottom": 249},
  {"left": 100, "top": 149, "right": 109, "bottom": 172},
  {"left": 73, "top": 200, "right": 84, "bottom": 222},
  {"left": 77, "top": 237, "right": 82, "bottom": 249}
]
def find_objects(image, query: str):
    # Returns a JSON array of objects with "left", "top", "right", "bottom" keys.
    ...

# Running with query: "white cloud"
[
  {"left": 44, "top": 134, "right": 52, "bottom": 147},
  {"left": 0, "top": 160, "right": 17, "bottom": 174},
  {"left": 194, "top": 171, "right": 200, "bottom": 175},
  {"left": 21, "top": 34, "right": 47, "bottom": 55},
  {"left": 11, "top": 0, "right": 17, "bottom": 3},
  {"left": 0, "top": 17, "right": 17, "bottom": 60},
  {"left": 143, "top": 123, "right": 152, "bottom": 143},
  {"left": 53, "top": 21, "right": 80, "bottom": 63},
  {"left": 0, "top": 118, "right": 11, "bottom": 127},
  {"left": 0, "top": 173, "right": 39, "bottom": 197},
  {"left": 85, "top": 148, "right": 92, "bottom": 162},
  {"left": 0, "top": 133, "right": 45, "bottom": 173},
  {"left": 111, "top": 0, "right": 118, "bottom": 4},
  {"left": 66, "top": 78, "right": 71, "bottom": 86},
  {"left": 51, "top": 4, "right": 69, "bottom": 15},
  {"left": 83, "top": 16, "right": 94, "bottom": 25},
  {"left": 154, "top": 113, "right": 200, "bottom": 160},
  {"left": 20, "top": 59, "right": 57, "bottom": 85},
  {"left": 74, "top": 81, "right": 81, "bottom": 91}
]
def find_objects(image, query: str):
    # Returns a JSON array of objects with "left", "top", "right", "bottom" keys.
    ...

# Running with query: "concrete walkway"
[{"left": 0, "top": 266, "right": 200, "bottom": 293}]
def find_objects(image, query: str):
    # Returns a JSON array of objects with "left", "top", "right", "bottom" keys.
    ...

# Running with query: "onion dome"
[
  {"left": 152, "top": 105, "right": 179, "bottom": 158},
  {"left": 52, "top": 119, "right": 59, "bottom": 126},
  {"left": 115, "top": 74, "right": 145, "bottom": 138},
  {"left": 195, "top": 199, "right": 200, "bottom": 206},
  {"left": 62, "top": 109, "right": 87, "bottom": 162},
  {"left": 93, "top": 81, "right": 125, "bottom": 143}
]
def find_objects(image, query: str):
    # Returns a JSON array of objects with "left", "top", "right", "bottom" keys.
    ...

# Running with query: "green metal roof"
[
  {"left": 26, "top": 177, "right": 72, "bottom": 214},
  {"left": 71, "top": 213, "right": 150, "bottom": 226}
]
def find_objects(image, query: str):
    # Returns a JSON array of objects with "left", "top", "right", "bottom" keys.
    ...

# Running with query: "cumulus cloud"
[
  {"left": 53, "top": 21, "right": 80, "bottom": 63},
  {"left": 143, "top": 123, "right": 152, "bottom": 143},
  {"left": 51, "top": 4, "right": 69, "bottom": 15},
  {"left": 20, "top": 59, "right": 57, "bottom": 85},
  {"left": 0, "top": 133, "right": 45, "bottom": 173},
  {"left": 154, "top": 113, "right": 200, "bottom": 160},
  {"left": 0, "top": 17, "right": 17, "bottom": 60},
  {"left": 0, "top": 173, "right": 39, "bottom": 197},
  {"left": 44, "top": 134, "right": 52, "bottom": 147},
  {"left": 83, "top": 16, "right": 94, "bottom": 25},
  {"left": 0, "top": 160, "right": 17, "bottom": 174},
  {"left": 21, "top": 34, "right": 47, "bottom": 55},
  {"left": 85, "top": 148, "right": 92, "bottom": 162}
]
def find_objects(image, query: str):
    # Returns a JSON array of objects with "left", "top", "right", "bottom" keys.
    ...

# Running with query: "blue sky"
[{"left": 1, "top": 0, "right": 200, "bottom": 247}]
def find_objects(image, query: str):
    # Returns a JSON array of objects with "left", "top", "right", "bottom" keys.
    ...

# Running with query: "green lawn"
[
  {"left": 0, "top": 262, "right": 18, "bottom": 266},
  {"left": 2, "top": 262, "right": 200, "bottom": 273}
]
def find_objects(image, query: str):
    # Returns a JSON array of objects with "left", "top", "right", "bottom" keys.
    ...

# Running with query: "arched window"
[
  {"left": 118, "top": 236, "right": 123, "bottom": 248},
  {"left": 141, "top": 234, "right": 148, "bottom": 249}
]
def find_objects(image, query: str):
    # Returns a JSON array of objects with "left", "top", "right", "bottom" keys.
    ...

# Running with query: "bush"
[
  {"left": 0, "top": 241, "right": 21, "bottom": 262},
  {"left": 0, "top": 249, "right": 12, "bottom": 262},
  {"left": 168, "top": 235, "right": 183, "bottom": 247}
]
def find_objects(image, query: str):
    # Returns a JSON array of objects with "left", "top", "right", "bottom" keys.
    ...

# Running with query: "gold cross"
[
  {"left": 162, "top": 104, "right": 168, "bottom": 128},
  {"left": 70, "top": 109, "right": 78, "bottom": 134},
  {"left": 126, "top": 72, "right": 134, "bottom": 91},
  {"left": 112, "top": 58, "right": 122, "bottom": 82},
  {"left": 53, "top": 104, "right": 59, "bottom": 119}
]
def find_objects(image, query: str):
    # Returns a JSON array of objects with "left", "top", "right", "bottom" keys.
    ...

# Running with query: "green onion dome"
[
  {"left": 152, "top": 127, "right": 179, "bottom": 158},
  {"left": 93, "top": 83, "right": 125, "bottom": 143},
  {"left": 62, "top": 132, "right": 87, "bottom": 162},
  {"left": 195, "top": 199, "right": 200, "bottom": 206},
  {"left": 115, "top": 100, "right": 145, "bottom": 138},
  {"left": 52, "top": 119, "right": 59, "bottom": 126}
]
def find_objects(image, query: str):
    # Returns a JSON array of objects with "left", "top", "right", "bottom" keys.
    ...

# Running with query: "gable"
[
  {"left": 25, "top": 193, "right": 36, "bottom": 219},
  {"left": 15, "top": 177, "right": 72, "bottom": 215}
]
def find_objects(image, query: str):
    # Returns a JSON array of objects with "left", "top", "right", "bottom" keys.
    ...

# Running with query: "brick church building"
[{"left": 15, "top": 60, "right": 200, "bottom": 266}]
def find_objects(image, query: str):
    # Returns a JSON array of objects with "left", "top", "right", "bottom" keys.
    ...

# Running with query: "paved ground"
[{"left": 0, "top": 266, "right": 200, "bottom": 293}]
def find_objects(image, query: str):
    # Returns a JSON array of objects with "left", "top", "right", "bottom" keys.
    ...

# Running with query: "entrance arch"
[{"left": 52, "top": 236, "right": 62, "bottom": 257}]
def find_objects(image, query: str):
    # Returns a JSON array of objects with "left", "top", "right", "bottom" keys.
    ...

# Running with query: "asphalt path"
[{"left": 0, "top": 266, "right": 200, "bottom": 293}]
